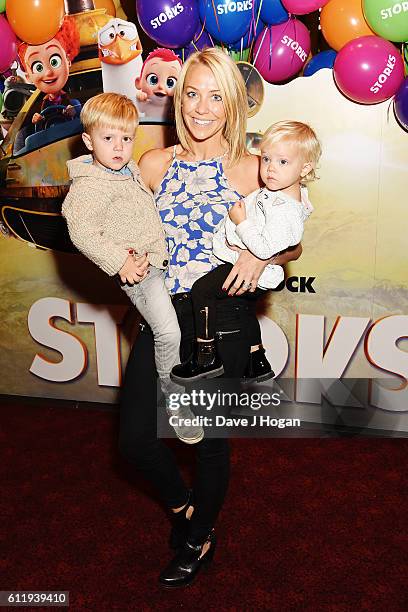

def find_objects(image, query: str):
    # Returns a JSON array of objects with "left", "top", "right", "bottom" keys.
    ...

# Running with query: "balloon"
[
  {"left": 176, "top": 23, "right": 215, "bottom": 60},
  {"left": 6, "top": 0, "right": 65, "bottom": 45},
  {"left": 363, "top": 0, "right": 408, "bottom": 43},
  {"left": 253, "top": 19, "right": 311, "bottom": 83},
  {"left": 0, "top": 15, "right": 18, "bottom": 74},
  {"left": 229, "top": 15, "right": 265, "bottom": 51},
  {"left": 136, "top": 0, "right": 199, "bottom": 48},
  {"left": 94, "top": 0, "right": 116, "bottom": 16},
  {"left": 320, "top": 0, "right": 375, "bottom": 52},
  {"left": 303, "top": 49, "right": 337, "bottom": 76},
  {"left": 282, "top": 0, "right": 330, "bottom": 15},
  {"left": 394, "top": 77, "right": 408, "bottom": 130},
  {"left": 0, "top": 0, "right": 5, "bottom": 13},
  {"left": 198, "top": 0, "right": 253, "bottom": 45},
  {"left": 260, "top": 0, "right": 289, "bottom": 25},
  {"left": 333, "top": 35, "right": 404, "bottom": 104}
]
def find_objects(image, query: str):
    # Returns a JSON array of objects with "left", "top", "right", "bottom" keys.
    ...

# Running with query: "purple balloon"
[
  {"left": 253, "top": 19, "right": 310, "bottom": 83},
  {"left": 136, "top": 0, "right": 199, "bottom": 49},
  {"left": 394, "top": 77, "right": 408, "bottom": 131},
  {"left": 176, "top": 24, "right": 214, "bottom": 61},
  {"left": 0, "top": 14, "right": 18, "bottom": 74}
]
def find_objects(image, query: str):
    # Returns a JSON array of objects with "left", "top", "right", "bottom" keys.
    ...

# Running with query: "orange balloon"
[
  {"left": 94, "top": 0, "right": 116, "bottom": 17},
  {"left": 320, "top": 0, "right": 375, "bottom": 52},
  {"left": 6, "top": 0, "right": 65, "bottom": 45}
]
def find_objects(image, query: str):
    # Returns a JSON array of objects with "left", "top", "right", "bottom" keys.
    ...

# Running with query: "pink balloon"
[
  {"left": 0, "top": 14, "right": 18, "bottom": 73},
  {"left": 333, "top": 35, "right": 405, "bottom": 105},
  {"left": 253, "top": 19, "right": 311, "bottom": 83},
  {"left": 282, "top": 0, "right": 330, "bottom": 15}
]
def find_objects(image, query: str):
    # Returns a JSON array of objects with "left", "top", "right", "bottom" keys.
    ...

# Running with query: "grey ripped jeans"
[{"left": 121, "top": 266, "right": 181, "bottom": 395}]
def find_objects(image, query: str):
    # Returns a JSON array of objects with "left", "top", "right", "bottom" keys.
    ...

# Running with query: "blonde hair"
[
  {"left": 80, "top": 92, "right": 139, "bottom": 134},
  {"left": 173, "top": 48, "right": 248, "bottom": 166},
  {"left": 261, "top": 120, "right": 322, "bottom": 182}
]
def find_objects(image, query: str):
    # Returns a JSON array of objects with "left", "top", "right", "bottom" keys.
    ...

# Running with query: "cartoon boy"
[
  {"left": 18, "top": 17, "right": 80, "bottom": 126},
  {"left": 135, "top": 48, "right": 182, "bottom": 119}
]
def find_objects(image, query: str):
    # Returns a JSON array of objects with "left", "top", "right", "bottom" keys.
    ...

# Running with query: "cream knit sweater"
[{"left": 62, "top": 155, "right": 168, "bottom": 276}]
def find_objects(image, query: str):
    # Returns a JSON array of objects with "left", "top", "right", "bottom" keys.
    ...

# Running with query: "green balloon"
[
  {"left": 363, "top": 0, "right": 408, "bottom": 42},
  {"left": 0, "top": 0, "right": 5, "bottom": 13}
]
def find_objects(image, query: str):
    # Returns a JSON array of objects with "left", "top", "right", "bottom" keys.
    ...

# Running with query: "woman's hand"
[
  {"left": 222, "top": 243, "right": 303, "bottom": 296},
  {"left": 222, "top": 250, "right": 266, "bottom": 296},
  {"left": 118, "top": 253, "right": 149, "bottom": 284}
]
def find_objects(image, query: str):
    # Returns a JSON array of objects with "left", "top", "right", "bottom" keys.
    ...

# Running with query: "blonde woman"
[{"left": 119, "top": 49, "right": 301, "bottom": 587}]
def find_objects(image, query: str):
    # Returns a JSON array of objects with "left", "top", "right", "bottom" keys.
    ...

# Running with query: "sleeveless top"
[{"left": 155, "top": 146, "right": 242, "bottom": 295}]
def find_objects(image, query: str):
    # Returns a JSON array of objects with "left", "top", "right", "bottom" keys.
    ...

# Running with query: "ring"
[{"left": 243, "top": 282, "right": 252, "bottom": 289}]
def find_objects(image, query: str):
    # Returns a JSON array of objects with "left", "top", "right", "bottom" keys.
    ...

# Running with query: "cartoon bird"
[{"left": 98, "top": 18, "right": 143, "bottom": 101}]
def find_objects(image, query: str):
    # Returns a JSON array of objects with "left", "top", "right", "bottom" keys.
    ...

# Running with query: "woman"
[{"left": 119, "top": 48, "right": 301, "bottom": 587}]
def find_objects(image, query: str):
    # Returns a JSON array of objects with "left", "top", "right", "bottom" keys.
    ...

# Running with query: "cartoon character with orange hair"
[
  {"left": 135, "top": 48, "right": 182, "bottom": 120},
  {"left": 18, "top": 16, "right": 81, "bottom": 126}
]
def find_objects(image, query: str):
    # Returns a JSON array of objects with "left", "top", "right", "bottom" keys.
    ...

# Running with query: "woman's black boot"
[
  {"left": 169, "top": 489, "right": 194, "bottom": 550},
  {"left": 159, "top": 530, "right": 216, "bottom": 588}
]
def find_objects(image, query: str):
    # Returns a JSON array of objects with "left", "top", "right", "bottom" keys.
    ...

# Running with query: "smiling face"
[
  {"left": 82, "top": 125, "right": 135, "bottom": 171},
  {"left": 24, "top": 39, "right": 71, "bottom": 95},
  {"left": 137, "top": 58, "right": 180, "bottom": 99},
  {"left": 181, "top": 63, "right": 226, "bottom": 144},
  {"left": 260, "top": 139, "right": 312, "bottom": 200}
]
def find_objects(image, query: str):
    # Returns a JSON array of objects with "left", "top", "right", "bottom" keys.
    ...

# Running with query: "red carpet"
[{"left": 1, "top": 398, "right": 407, "bottom": 611}]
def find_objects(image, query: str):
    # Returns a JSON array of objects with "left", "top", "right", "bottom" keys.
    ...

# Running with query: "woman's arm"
[
  {"left": 138, "top": 147, "right": 173, "bottom": 193},
  {"left": 222, "top": 244, "right": 302, "bottom": 296}
]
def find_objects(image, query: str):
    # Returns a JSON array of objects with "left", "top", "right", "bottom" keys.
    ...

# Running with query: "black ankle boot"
[
  {"left": 170, "top": 341, "right": 224, "bottom": 383},
  {"left": 169, "top": 489, "right": 194, "bottom": 550},
  {"left": 241, "top": 348, "right": 275, "bottom": 383},
  {"left": 159, "top": 530, "right": 216, "bottom": 588}
]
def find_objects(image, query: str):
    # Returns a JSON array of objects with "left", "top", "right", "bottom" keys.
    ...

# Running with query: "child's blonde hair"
[
  {"left": 261, "top": 120, "right": 322, "bottom": 182},
  {"left": 80, "top": 92, "right": 139, "bottom": 134},
  {"left": 173, "top": 48, "right": 248, "bottom": 166}
]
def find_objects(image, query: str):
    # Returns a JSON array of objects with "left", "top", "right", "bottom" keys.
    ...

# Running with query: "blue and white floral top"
[{"left": 155, "top": 147, "right": 242, "bottom": 295}]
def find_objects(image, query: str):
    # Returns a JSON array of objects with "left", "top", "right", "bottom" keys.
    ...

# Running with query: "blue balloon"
[
  {"left": 198, "top": 0, "right": 253, "bottom": 45},
  {"left": 259, "top": 0, "right": 288, "bottom": 26},
  {"left": 229, "top": 15, "right": 264, "bottom": 50},
  {"left": 303, "top": 50, "right": 337, "bottom": 77}
]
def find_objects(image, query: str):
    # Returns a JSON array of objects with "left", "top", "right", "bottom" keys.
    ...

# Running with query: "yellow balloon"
[
  {"left": 6, "top": 0, "right": 65, "bottom": 45},
  {"left": 320, "top": 0, "right": 376, "bottom": 52},
  {"left": 94, "top": 0, "right": 116, "bottom": 17}
]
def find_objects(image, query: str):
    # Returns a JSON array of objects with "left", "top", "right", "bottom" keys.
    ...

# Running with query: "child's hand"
[
  {"left": 228, "top": 201, "right": 247, "bottom": 225},
  {"left": 32, "top": 113, "right": 43, "bottom": 124},
  {"left": 119, "top": 253, "right": 149, "bottom": 284}
]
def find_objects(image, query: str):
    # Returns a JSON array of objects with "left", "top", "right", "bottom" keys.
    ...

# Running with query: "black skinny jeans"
[
  {"left": 119, "top": 292, "right": 255, "bottom": 544},
  {"left": 191, "top": 263, "right": 266, "bottom": 340}
]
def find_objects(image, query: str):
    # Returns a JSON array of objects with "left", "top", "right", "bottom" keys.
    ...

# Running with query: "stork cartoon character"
[{"left": 98, "top": 18, "right": 143, "bottom": 102}]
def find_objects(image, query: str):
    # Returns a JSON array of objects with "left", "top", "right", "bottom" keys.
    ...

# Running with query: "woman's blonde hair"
[
  {"left": 173, "top": 48, "right": 248, "bottom": 166},
  {"left": 261, "top": 120, "right": 322, "bottom": 182},
  {"left": 80, "top": 92, "right": 139, "bottom": 134}
]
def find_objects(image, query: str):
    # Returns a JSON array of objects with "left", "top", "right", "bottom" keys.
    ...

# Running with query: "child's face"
[
  {"left": 260, "top": 139, "right": 312, "bottom": 196},
  {"left": 82, "top": 125, "right": 135, "bottom": 171},
  {"left": 137, "top": 58, "right": 180, "bottom": 98},
  {"left": 24, "top": 39, "right": 70, "bottom": 95}
]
